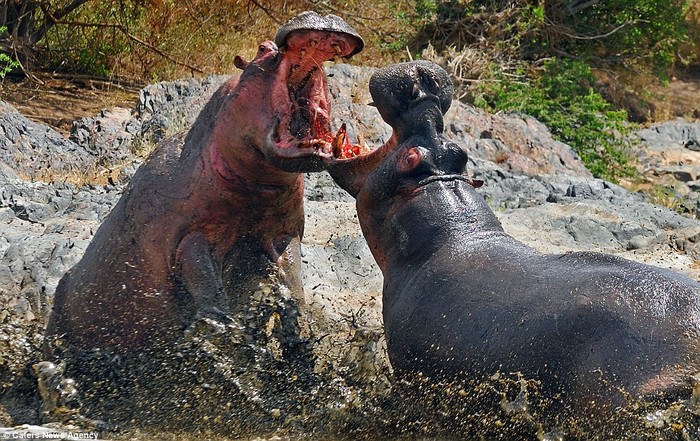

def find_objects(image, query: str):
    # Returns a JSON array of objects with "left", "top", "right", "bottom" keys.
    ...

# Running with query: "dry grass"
[
  {"left": 17, "top": 163, "right": 123, "bottom": 187},
  {"left": 622, "top": 178, "right": 689, "bottom": 216}
]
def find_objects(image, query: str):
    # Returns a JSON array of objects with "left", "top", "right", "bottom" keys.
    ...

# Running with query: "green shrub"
[
  {"left": 42, "top": 3, "right": 138, "bottom": 77},
  {"left": 474, "top": 59, "right": 636, "bottom": 181},
  {"left": 558, "top": 0, "right": 694, "bottom": 76},
  {"left": 408, "top": 0, "right": 694, "bottom": 74},
  {"left": 0, "top": 26, "right": 18, "bottom": 80}
]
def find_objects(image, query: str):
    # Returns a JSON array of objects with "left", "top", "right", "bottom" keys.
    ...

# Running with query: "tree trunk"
[{"left": 1, "top": 0, "right": 92, "bottom": 66}]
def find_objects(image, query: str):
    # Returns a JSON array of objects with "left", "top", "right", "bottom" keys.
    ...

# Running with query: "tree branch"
[
  {"left": 566, "top": 0, "right": 602, "bottom": 15},
  {"left": 247, "top": 0, "right": 282, "bottom": 25},
  {"left": 51, "top": 0, "right": 92, "bottom": 21},
  {"left": 557, "top": 19, "right": 649, "bottom": 40},
  {"left": 43, "top": 16, "right": 205, "bottom": 74}
]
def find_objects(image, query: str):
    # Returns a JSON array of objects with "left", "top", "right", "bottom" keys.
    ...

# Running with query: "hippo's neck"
[{"left": 381, "top": 181, "right": 505, "bottom": 271}]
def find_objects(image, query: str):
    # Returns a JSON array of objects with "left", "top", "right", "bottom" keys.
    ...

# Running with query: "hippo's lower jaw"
[
  {"left": 263, "top": 118, "right": 370, "bottom": 173},
  {"left": 262, "top": 117, "right": 333, "bottom": 172}
]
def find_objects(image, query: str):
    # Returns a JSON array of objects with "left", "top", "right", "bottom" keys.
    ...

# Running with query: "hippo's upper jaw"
[{"left": 256, "top": 12, "right": 365, "bottom": 173}]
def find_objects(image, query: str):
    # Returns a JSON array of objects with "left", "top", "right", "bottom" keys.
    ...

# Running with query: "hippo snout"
[
  {"left": 403, "top": 140, "right": 469, "bottom": 179},
  {"left": 275, "top": 11, "right": 364, "bottom": 57},
  {"left": 437, "top": 141, "right": 469, "bottom": 175}
]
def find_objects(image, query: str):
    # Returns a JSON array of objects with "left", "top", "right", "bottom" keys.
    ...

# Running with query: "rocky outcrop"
[
  {"left": 446, "top": 106, "right": 592, "bottom": 177},
  {"left": 0, "top": 102, "right": 96, "bottom": 181},
  {"left": 69, "top": 107, "right": 139, "bottom": 166},
  {"left": 135, "top": 75, "right": 229, "bottom": 144},
  {"left": 632, "top": 117, "right": 700, "bottom": 217},
  {"left": 0, "top": 64, "right": 699, "bottom": 436}
]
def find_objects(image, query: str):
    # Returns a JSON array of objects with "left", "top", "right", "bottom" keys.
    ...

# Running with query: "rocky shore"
[{"left": 1, "top": 64, "right": 699, "bottom": 437}]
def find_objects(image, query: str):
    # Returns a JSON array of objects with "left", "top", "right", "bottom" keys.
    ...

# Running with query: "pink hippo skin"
[{"left": 45, "top": 12, "right": 363, "bottom": 353}]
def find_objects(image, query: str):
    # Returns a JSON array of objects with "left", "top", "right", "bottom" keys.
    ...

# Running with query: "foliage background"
[{"left": 1, "top": 0, "right": 698, "bottom": 180}]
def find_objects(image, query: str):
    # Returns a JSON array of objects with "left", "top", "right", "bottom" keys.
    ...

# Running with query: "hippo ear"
[
  {"left": 467, "top": 178, "right": 484, "bottom": 188},
  {"left": 234, "top": 56, "right": 249, "bottom": 70},
  {"left": 397, "top": 147, "right": 425, "bottom": 174}
]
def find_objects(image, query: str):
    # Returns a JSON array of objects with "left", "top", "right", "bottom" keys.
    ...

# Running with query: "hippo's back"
[
  {"left": 383, "top": 237, "right": 700, "bottom": 404},
  {"left": 46, "top": 133, "right": 195, "bottom": 352}
]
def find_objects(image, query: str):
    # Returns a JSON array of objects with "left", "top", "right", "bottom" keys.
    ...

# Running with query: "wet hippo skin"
[
  {"left": 331, "top": 60, "right": 700, "bottom": 414},
  {"left": 44, "top": 12, "right": 364, "bottom": 353}
]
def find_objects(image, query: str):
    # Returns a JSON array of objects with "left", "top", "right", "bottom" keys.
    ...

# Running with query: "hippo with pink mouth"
[
  {"left": 45, "top": 11, "right": 364, "bottom": 354},
  {"left": 331, "top": 61, "right": 700, "bottom": 419}
]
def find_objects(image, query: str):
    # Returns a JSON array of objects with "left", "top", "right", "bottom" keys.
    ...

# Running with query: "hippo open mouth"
[{"left": 263, "top": 12, "right": 369, "bottom": 170}]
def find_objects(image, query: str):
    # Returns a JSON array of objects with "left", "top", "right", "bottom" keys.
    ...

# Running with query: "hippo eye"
[{"left": 258, "top": 45, "right": 267, "bottom": 55}]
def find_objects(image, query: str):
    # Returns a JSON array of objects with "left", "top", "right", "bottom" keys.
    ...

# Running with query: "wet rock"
[{"left": 33, "top": 361, "right": 80, "bottom": 420}]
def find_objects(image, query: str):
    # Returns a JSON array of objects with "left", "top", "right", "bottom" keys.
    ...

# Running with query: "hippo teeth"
[{"left": 331, "top": 124, "right": 369, "bottom": 159}]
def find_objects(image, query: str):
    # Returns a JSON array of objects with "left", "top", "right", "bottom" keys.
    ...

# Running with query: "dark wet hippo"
[
  {"left": 329, "top": 60, "right": 456, "bottom": 196},
  {"left": 331, "top": 62, "right": 700, "bottom": 413},
  {"left": 45, "top": 12, "right": 363, "bottom": 353}
]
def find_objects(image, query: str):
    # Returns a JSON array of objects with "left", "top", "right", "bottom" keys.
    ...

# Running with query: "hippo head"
[
  {"left": 328, "top": 60, "right": 459, "bottom": 197},
  {"left": 356, "top": 138, "right": 472, "bottom": 264},
  {"left": 214, "top": 11, "right": 364, "bottom": 175},
  {"left": 369, "top": 60, "right": 453, "bottom": 137},
  {"left": 327, "top": 61, "right": 484, "bottom": 269}
]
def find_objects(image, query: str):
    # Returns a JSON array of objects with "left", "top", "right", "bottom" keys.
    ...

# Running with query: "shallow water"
[
  {"left": 19, "top": 277, "right": 700, "bottom": 441},
  {"left": 28, "top": 348, "right": 700, "bottom": 441}
]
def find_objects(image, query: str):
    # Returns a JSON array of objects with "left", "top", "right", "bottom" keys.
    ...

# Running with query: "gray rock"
[
  {"left": 136, "top": 75, "right": 228, "bottom": 144},
  {"left": 655, "top": 165, "right": 698, "bottom": 182},
  {"left": 635, "top": 118, "right": 700, "bottom": 151},
  {"left": 70, "top": 107, "right": 139, "bottom": 166},
  {"left": 0, "top": 101, "right": 96, "bottom": 181},
  {"left": 630, "top": 118, "right": 700, "bottom": 218},
  {"left": 446, "top": 105, "right": 592, "bottom": 177}
]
